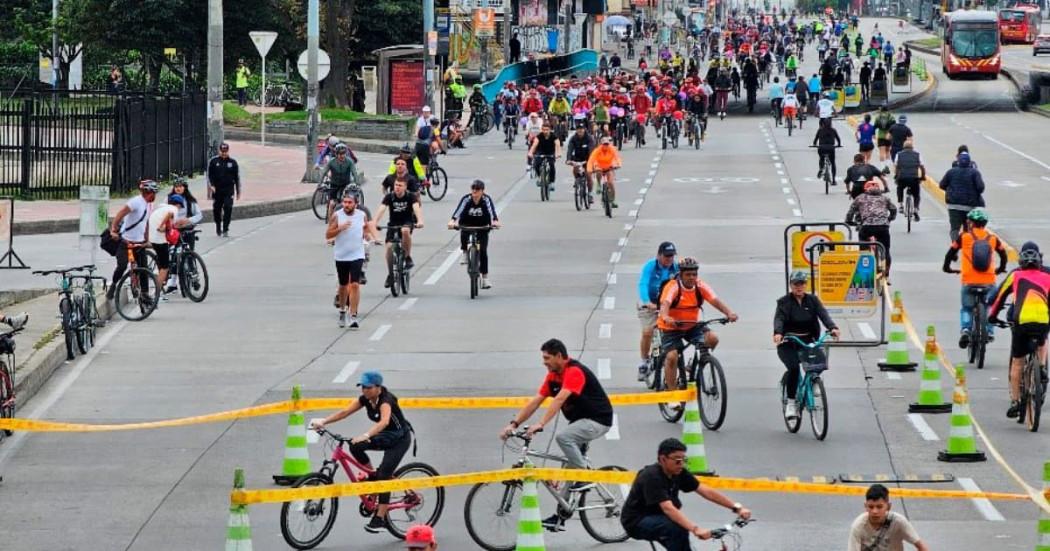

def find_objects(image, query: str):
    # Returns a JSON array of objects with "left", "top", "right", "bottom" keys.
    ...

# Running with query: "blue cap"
[
  {"left": 958, "top": 151, "right": 970, "bottom": 162},
  {"left": 168, "top": 194, "right": 186, "bottom": 206},
  {"left": 357, "top": 371, "right": 383, "bottom": 387}
]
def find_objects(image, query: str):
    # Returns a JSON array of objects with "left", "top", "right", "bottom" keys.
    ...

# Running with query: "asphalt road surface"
[{"left": 2, "top": 18, "right": 1050, "bottom": 551}]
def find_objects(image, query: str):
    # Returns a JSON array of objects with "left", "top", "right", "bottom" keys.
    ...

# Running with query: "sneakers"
[
  {"left": 959, "top": 329, "right": 971, "bottom": 349},
  {"left": 611, "top": 202, "right": 619, "bottom": 208},
  {"left": 360, "top": 273, "right": 368, "bottom": 285},
  {"left": 222, "top": 231, "right": 229, "bottom": 238},
  {"left": 385, "top": 275, "right": 393, "bottom": 288},
  {"left": 541, "top": 514, "right": 567, "bottom": 532},
  {"left": 637, "top": 360, "right": 650, "bottom": 382},
  {"left": 405, "top": 257, "right": 415, "bottom": 270},
  {"left": 363, "top": 515, "right": 387, "bottom": 533},
  {"left": 481, "top": 276, "right": 491, "bottom": 289},
  {"left": 338, "top": 311, "right": 347, "bottom": 328},
  {"left": 987, "top": 334, "right": 995, "bottom": 344},
  {"left": 349, "top": 315, "right": 360, "bottom": 330},
  {"left": 816, "top": 169, "right": 823, "bottom": 178},
  {"left": 1007, "top": 400, "right": 1021, "bottom": 419},
  {"left": 165, "top": 284, "right": 179, "bottom": 295},
  {"left": 785, "top": 400, "right": 800, "bottom": 420},
  {"left": 3, "top": 312, "right": 28, "bottom": 331}
]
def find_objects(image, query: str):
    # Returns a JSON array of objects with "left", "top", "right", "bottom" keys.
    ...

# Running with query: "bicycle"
[
  {"left": 993, "top": 318, "right": 1047, "bottom": 432},
  {"left": 311, "top": 178, "right": 333, "bottom": 221},
  {"left": 470, "top": 104, "right": 494, "bottom": 136},
  {"left": 770, "top": 101, "right": 783, "bottom": 127},
  {"left": 424, "top": 157, "right": 448, "bottom": 202},
  {"left": 279, "top": 427, "right": 443, "bottom": 549},
  {"left": 645, "top": 319, "right": 730, "bottom": 429},
  {"left": 784, "top": 106, "right": 797, "bottom": 136},
  {"left": 504, "top": 117, "right": 517, "bottom": 149},
  {"left": 779, "top": 334, "right": 832, "bottom": 441},
  {"left": 611, "top": 116, "right": 628, "bottom": 150},
  {"left": 379, "top": 225, "right": 412, "bottom": 298},
  {"left": 32, "top": 265, "right": 106, "bottom": 359},
  {"left": 463, "top": 427, "right": 628, "bottom": 550},
  {"left": 168, "top": 230, "right": 210, "bottom": 302},
  {"left": 685, "top": 113, "right": 704, "bottom": 149},
  {"left": 948, "top": 277, "right": 992, "bottom": 370},
  {"left": 810, "top": 144, "right": 841, "bottom": 195},
  {"left": 569, "top": 162, "right": 593, "bottom": 212},
  {"left": 660, "top": 115, "right": 679, "bottom": 150},
  {"left": 533, "top": 154, "right": 555, "bottom": 202},
  {"left": 0, "top": 324, "right": 22, "bottom": 442},
  {"left": 113, "top": 244, "right": 161, "bottom": 321},
  {"left": 452, "top": 225, "right": 496, "bottom": 299},
  {"left": 595, "top": 167, "right": 617, "bottom": 219},
  {"left": 643, "top": 517, "right": 755, "bottom": 551}
]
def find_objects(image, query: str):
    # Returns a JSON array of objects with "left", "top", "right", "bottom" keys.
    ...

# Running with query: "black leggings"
[
  {"left": 896, "top": 177, "right": 921, "bottom": 208},
  {"left": 778, "top": 342, "right": 804, "bottom": 399},
  {"left": 349, "top": 433, "right": 411, "bottom": 505},
  {"left": 818, "top": 147, "right": 837, "bottom": 179},
  {"left": 112, "top": 242, "right": 148, "bottom": 289},
  {"left": 860, "top": 225, "right": 891, "bottom": 277},
  {"left": 460, "top": 230, "right": 491, "bottom": 274}
]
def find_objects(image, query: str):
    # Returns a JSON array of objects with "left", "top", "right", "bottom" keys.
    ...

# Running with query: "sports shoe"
[
  {"left": 959, "top": 329, "right": 971, "bottom": 349},
  {"left": 405, "top": 256, "right": 415, "bottom": 270},
  {"left": 385, "top": 275, "right": 393, "bottom": 288},
  {"left": 349, "top": 315, "right": 359, "bottom": 330},
  {"left": 481, "top": 276, "right": 491, "bottom": 289},
  {"left": 222, "top": 231, "right": 229, "bottom": 237},
  {"left": 913, "top": 211, "right": 920, "bottom": 222},
  {"left": 541, "top": 514, "right": 567, "bottom": 532},
  {"left": 165, "top": 284, "right": 179, "bottom": 295},
  {"left": 363, "top": 515, "right": 387, "bottom": 533},
  {"left": 816, "top": 169, "right": 823, "bottom": 178},
  {"left": 1007, "top": 400, "right": 1021, "bottom": 419},
  {"left": 637, "top": 360, "right": 650, "bottom": 382},
  {"left": 785, "top": 400, "right": 799, "bottom": 420},
  {"left": 338, "top": 311, "right": 346, "bottom": 328},
  {"left": 3, "top": 312, "right": 28, "bottom": 331},
  {"left": 611, "top": 202, "right": 618, "bottom": 208},
  {"left": 360, "top": 273, "right": 367, "bottom": 285}
]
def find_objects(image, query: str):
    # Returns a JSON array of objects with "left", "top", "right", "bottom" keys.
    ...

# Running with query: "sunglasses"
[{"left": 664, "top": 456, "right": 687, "bottom": 465}]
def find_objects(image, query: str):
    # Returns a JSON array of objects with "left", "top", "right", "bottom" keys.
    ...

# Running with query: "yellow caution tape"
[
  {"left": 230, "top": 467, "right": 1031, "bottom": 506},
  {"left": 0, "top": 389, "right": 695, "bottom": 432}
]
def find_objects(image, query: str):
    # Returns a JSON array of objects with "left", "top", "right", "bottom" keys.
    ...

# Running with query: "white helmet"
[{"left": 327, "top": 136, "right": 339, "bottom": 147}]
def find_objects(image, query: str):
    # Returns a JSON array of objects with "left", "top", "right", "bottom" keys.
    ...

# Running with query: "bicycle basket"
[
  {"left": 0, "top": 335, "right": 14, "bottom": 355},
  {"left": 799, "top": 346, "right": 828, "bottom": 373}
]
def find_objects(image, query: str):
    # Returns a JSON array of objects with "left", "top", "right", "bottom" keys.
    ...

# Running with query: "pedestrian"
[
  {"left": 859, "top": 61, "right": 871, "bottom": 100},
  {"left": 107, "top": 180, "right": 157, "bottom": 300},
  {"left": 207, "top": 142, "right": 241, "bottom": 237},
  {"left": 107, "top": 66, "right": 125, "bottom": 94},
  {"left": 938, "top": 151, "right": 985, "bottom": 240},
  {"left": 847, "top": 484, "right": 929, "bottom": 551},
  {"left": 235, "top": 59, "right": 251, "bottom": 107},
  {"left": 510, "top": 33, "right": 522, "bottom": 63},
  {"left": 326, "top": 192, "right": 374, "bottom": 329},
  {"left": 404, "top": 524, "right": 437, "bottom": 550}
]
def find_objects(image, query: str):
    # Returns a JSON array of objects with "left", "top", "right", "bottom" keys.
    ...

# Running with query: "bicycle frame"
[
  {"left": 316, "top": 433, "right": 418, "bottom": 514},
  {"left": 503, "top": 430, "right": 610, "bottom": 516}
]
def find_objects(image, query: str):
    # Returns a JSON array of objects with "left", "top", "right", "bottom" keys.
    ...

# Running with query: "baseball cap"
[
  {"left": 658, "top": 242, "right": 677, "bottom": 256},
  {"left": 422, "top": 106, "right": 432, "bottom": 112},
  {"left": 405, "top": 525, "right": 435, "bottom": 548},
  {"left": 219, "top": 142, "right": 230, "bottom": 151},
  {"left": 357, "top": 371, "right": 383, "bottom": 387},
  {"left": 958, "top": 151, "right": 971, "bottom": 162}
]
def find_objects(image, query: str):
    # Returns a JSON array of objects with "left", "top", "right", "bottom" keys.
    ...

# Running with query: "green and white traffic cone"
[
  {"left": 909, "top": 325, "right": 952, "bottom": 413},
  {"left": 273, "top": 385, "right": 311, "bottom": 485},
  {"left": 938, "top": 364, "right": 987, "bottom": 462},
  {"left": 1035, "top": 461, "right": 1050, "bottom": 551},
  {"left": 683, "top": 382, "right": 716, "bottom": 477},
  {"left": 515, "top": 477, "right": 546, "bottom": 551},
  {"left": 879, "top": 291, "right": 918, "bottom": 372},
  {"left": 226, "top": 468, "right": 252, "bottom": 551}
]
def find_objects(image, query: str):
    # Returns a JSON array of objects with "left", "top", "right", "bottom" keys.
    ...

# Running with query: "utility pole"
[
  {"left": 305, "top": 0, "right": 320, "bottom": 182},
  {"left": 207, "top": 0, "right": 224, "bottom": 157},
  {"left": 424, "top": 0, "right": 435, "bottom": 110},
  {"left": 564, "top": 0, "right": 574, "bottom": 53}
]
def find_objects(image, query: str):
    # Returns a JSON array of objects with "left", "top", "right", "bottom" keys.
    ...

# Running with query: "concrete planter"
[{"left": 265, "top": 118, "right": 412, "bottom": 142}]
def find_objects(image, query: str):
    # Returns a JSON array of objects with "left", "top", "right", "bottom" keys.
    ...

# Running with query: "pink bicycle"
[{"left": 279, "top": 427, "right": 444, "bottom": 549}]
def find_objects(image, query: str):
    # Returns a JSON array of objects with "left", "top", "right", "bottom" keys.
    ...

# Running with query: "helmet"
[
  {"left": 822, "top": 91, "right": 831, "bottom": 98},
  {"left": 139, "top": 179, "right": 159, "bottom": 193},
  {"left": 789, "top": 269, "right": 810, "bottom": 283},
  {"left": 473, "top": 83, "right": 482, "bottom": 90},
  {"left": 430, "top": 116, "right": 440, "bottom": 124},
  {"left": 863, "top": 179, "right": 881, "bottom": 192},
  {"left": 898, "top": 114, "right": 908, "bottom": 123},
  {"left": 679, "top": 257, "right": 699, "bottom": 271},
  {"left": 967, "top": 208, "right": 988, "bottom": 223},
  {"left": 1019, "top": 244, "right": 1042, "bottom": 269},
  {"left": 334, "top": 143, "right": 348, "bottom": 154},
  {"left": 327, "top": 135, "right": 339, "bottom": 147},
  {"left": 400, "top": 144, "right": 412, "bottom": 154}
]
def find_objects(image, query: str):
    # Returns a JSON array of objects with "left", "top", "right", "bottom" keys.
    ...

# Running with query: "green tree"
[{"left": 12, "top": 0, "right": 91, "bottom": 89}]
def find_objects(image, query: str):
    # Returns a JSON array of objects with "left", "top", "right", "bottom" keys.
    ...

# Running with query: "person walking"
[
  {"left": 938, "top": 151, "right": 985, "bottom": 240},
  {"left": 235, "top": 59, "right": 251, "bottom": 107},
  {"left": 326, "top": 193, "right": 374, "bottom": 329},
  {"left": 207, "top": 142, "right": 241, "bottom": 237},
  {"left": 847, "top": 484, "right": 929, "bottom": 551}
]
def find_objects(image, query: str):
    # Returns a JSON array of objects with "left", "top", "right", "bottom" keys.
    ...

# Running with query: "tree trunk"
[{"left": 320, "top": 0, "right": 351, "bottom": 107}]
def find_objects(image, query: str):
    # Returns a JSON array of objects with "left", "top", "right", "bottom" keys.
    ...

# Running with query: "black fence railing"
[{"left": 0, "top": 89, "right": 205, "bottom": 198}]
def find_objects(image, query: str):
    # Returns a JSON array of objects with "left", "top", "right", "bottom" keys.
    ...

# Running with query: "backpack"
[
  {"left": 659, "top": 276, "right": 704, "bottom": 309},
  {"left": 969, "top": 232, "right": 993, "bottom": 272}
]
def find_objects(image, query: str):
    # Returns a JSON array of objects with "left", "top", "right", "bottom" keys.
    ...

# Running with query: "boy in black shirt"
[{"left": 448, "top": 180, "right": 502, "bottom": 289}]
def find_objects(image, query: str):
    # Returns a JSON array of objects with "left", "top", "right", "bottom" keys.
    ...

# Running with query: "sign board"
[
  {"left": 297, "top": 49, "right": 331, "bottom": 82},
  {"left": 474, "top": 8, "right": 497, "bottom": 38},
  {"left": 389, "top": 60, "right": 425, "bottom": 115},
  {"left": 790, "top": 230, "right": 845, "bottom": 270},
  {"left": 816, "top": 250, "right": 879, "bottom": 317},
  {"left": 164, "top": 48, "right": 178, "bottom": 61},
  {"left": 428, "top": 31, "right": 439, "bottom": 56},
  {"left": 249, "top": 31, "right": 279, "bottom": 58},
  {"left": 78, "top": 185, "right": 110, "bottom": 237}
]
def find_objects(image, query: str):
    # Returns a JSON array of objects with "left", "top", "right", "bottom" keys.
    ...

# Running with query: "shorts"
[
  {"left": 637, "top": 306, "right": 658, "bottom": 329},
  {"left": 1011, "top": 323, "right": 1049, "bottom": 359},
  {"left": 859, "top": 142, "right": 874, "bottom": 152},
  {"left": 783, "top": 106, "right": 798, "bottom": 118},
  {"left": 659, "top": 324, "right": 709, "bottom": 354},
  {"left": 385, "top": 225, "right": 414, "bottom": 243},
  {"left": 335, "top": 259, "right": 365, "bottom": 285},
  {"left": 877, "top": 138, "right": 891, "bottom": 148},
  {"left": 152, "top": 243, "right": 171, "bottom": 270}
]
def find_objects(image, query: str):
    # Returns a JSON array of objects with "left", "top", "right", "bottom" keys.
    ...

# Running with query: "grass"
[
  {"left": 912, "top": 37, "right": 943, "bottom": 49},
  {"left": 223, "top": 101, "right": 253, "bottom": 127},
  {"left": 221, "top": 102, "right": 409, "bottom": 130}
]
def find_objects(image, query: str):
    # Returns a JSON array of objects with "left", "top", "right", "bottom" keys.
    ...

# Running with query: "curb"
[
  {"left": 223, "top": 128, "right": 402, "bottom": 155},
  {"left": 0, "top": 289, "right": 50, "bottom": 309}
]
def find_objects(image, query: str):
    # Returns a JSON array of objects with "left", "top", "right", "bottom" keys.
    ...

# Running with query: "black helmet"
[{"left": 400, "top": 144, "right": 412, "bottom": 154}]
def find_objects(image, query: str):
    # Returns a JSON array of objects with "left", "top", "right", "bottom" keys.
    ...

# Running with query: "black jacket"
[
  {"left": 207, "top": 155, "right": 241, "bottom": 196},
  {"left": 938, "top": 161, "right": 985, "bottom": 207},
  {"left": 774, "top": 293, "right": 838, "bottom": 339}
]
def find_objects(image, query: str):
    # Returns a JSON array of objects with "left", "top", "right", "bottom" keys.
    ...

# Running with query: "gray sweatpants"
[{"left": 555, "top": 418, "right": 610, "bottom": 469}]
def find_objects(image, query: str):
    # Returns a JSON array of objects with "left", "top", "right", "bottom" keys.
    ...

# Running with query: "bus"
[
  {"left": 941, "top": 10, "right": 1001, "bottom": 79},
  {"left": 998, "top": 4, "right": 1042, "bottom": 43}
]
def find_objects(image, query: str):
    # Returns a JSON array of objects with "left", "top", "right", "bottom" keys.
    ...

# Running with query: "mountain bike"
[
  {"left": 453, "top": 225, "right": 496, "bottom": 299},
  {"left": 948, "top": 279, "right": 992, "bottom": 370},
  {"left": 379, "top": 225, "right": 412, "bottom": 297},
  {"left": 32, "top": 265, "right": 105, "bottom": 359},
  {"left": 611, "top": 116, "right": 628, "bottom": 149},
  {"left": 504, "top": 117, "right": 517, "bottom": 149},
  {"left": 659, "top": 115, "right": 679, "bottom": 150},
  {"left": 646, "top": 319, "right": 730, "bottom": 429},
  {"left": 770, "top": 100, "right": 783, "bottom": 127},
  {"left": 779, "top": 334, "right": 832, "bottom": 441},
  {"left": 994, "top": 318, "right": 1047, "bottom": 432},
  {"left": 168, "top": 230, "right": 209, "bottom": 302},
  {"left": 570, "top": 162, "right": 592, "bottom": 212},
  {"left": 470, "top": 104, "right": 493, "bottom": 136},
  {"left": 464, "top": 427, "right": 628, "bottom": 550},
  {"left": 685, "top": 112, "right": 703, "bottom": 149},
  {"left": 311, "top": 178, "right": 333, "bottom": 221},
  {"left": 595, "top": 167, "right": 617, "bottom": 219},
  {"left": 0, "top": 324, "right": 23, "bottom": 442},
  {"left": 279, "top": 427, "right": 443, "bottom": 550},
  {"left": 114, "top": 244, "right": 160, "bottom": 321},
  {"left": 810, "top": 145, "right": 841, "bottom": 195},
  {"left": 643, "top": 517, "right": 755, "bottom": 551},
  {"left": 552, "top": 114, "right": 569, "bottom": 144},
  {"left": 424, "top": 156, "right": 448, "bottom": 201},
  {"left": 533, "top": 154, "right": 555, "bottom": 202},
  {"left": 784, "top": 106, "right": 797, "bottom": 136}
]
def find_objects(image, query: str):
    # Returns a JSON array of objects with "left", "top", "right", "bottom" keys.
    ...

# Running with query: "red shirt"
[
  {"left": 656, "top": 98, "right": 677, "bottom": 115},
  {"left": 632, "top": 94, "right": 652, "bottom": 113},
  {"left": 523, "top": 97, "right": 543, "bottom": 114}
]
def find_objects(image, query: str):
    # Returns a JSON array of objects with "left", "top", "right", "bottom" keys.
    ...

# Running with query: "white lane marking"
[
  {"left": 607, "top": 273, "right": 618, "bottom": 284},
  {"left": 958, "top": 478, "right": 1006, "bottom": 521},
  {"left": 772, "top": 155, "right": 780, "bottom": 160},
  {"left": 981, "top": 134, "right": 1050, "bottom": 172},
  {"left": 333, "top": 360, "right": 361, "bottom": 384},
  {"left": 0, "top": 319, "right": 128, "bottom": 468},
  {"left": 781, "top": 178, "right": 789, "bottom": 184},
  {"left": 907, "top": 413, "right": 940, "bottom": 441},
  {"left": 787, "top": 198, "right": 796, "bottom": 205},
  {"left": 399, "top": 297, "right": 419, "bottom": 311},
  {"left": 624, "top": 223, "right": 633, "bottom": 230},
  {"left": 599, "top": 323, "right": 612, "bottom": 339},
  {"left": 649, "top": 170, "right": 657, "bottom": 176},
  {"left": 598, "top": 358, "right": 612, "bottom": 380},
  {"left": 610, "top": 251, "right": 621, "bottom": 263},
  {"left": 650, "top": 163, "right": 659, "bottom": 169},
  {"left": 633, "top": 198, "right": 644, "bottom": 206},
  {"left": 782, "top": 187, "right": 791, "bottom": 194},
  {"left": 777, "top": 170, "right": 785, "bottom": 175},
  {"left": 858, "top": 322, "right": 876, "bottom": 340},
  {"left": 774, "top": 162, "right": 783, "bottom": 168},
  {"left": 639, "top": 187, "right": 648, "bottom": 194},
  {"left": 605, "top": 414, "right": 621, "bottom": 440},
  {"left": 629, "top": 209, "right": 638, "bottom": 217},
  {"left": 1042, "top": 176, "right": 1050, "bottom": 182},
  {"left": 645, "top": 177, "right": 653, "bottom": 185},
  {"left": 603, "top": 297, "right": 616, "bottom": 310},
  {"left": 618, "top": 237, "right": 627, "bottom": 246},
  {"left": 886, "top": 372, "right": 901, "bottom": 380},
  {"left": 792, "top": 209, "right": 802, "bottom": 217},
  {"left": 423, "top": 250, "right": 461, "bottom": 285},
  {"left": 369, "top": 324, "right": 392, "bottom": 341}
]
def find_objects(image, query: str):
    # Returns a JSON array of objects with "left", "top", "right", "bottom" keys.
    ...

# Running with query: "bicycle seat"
[{"left": 967, "top": 286, "right": 991, "bottom": 296}]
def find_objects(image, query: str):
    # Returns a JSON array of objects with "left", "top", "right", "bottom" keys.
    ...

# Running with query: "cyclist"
[
  {"left": 768, "top": 76, "right": 785, "bottom": 124},
  {"left": 815, "top": 91, "right": 836, "bottom": 127},
  {"left": 523, "top": 112, "right": 544, "bottom": 146},
  {"left": 855, "top": 113, "right": 876, "bottom": 164},
  {"left": 466, "top": 84, "right": 487, "bottom": 130},
  {"left": 528, "top": 121, "right": 561, "bottom": 192},
  {"left": 887, "top": 114, "right": 913, "bottom": 163},
  {"left": 943, "top": 208, "right": 1008, "bottom": 349},
  {"left": 565, "top": 123, "right": 596, "bottom": 200},
  {"left": 107, "top": 179, "right": 156, "bottom": 300},
  {"left": 845, "top": 153, "right": 887, "bottom": 198},
  {"left": 315, "top": 134, "right": 359, "bottom": 168},
  {"left": 894, "top": 139, "right": 925, "bottom": 221},
  {"left": 448, "top": 180, "right": 501, "bottom": 290},
  {"left": 637, "top": 242, "right": 680, "bottom": 381},
  {"left": 548, "top": 91, "right": 572, "bottom": 131},
  {"left": 846, "top": 180, "right": 897, "bottom": 283},
  {"left": 848, "top": 484, "right": 929, "bottom": 551},
  {"left": 0, "top": 312, "right": 27, "bottom": 331},
  {"left": 806, "top": 73, "right": 822, "bottom": 109},
  {"left": 781, "top": 87, "right": 800, "bottom": 129},
  {"left": 988, "top": 241, "right": 1050, "bottom": 418},
  {"left": 586, "top": 136, "right": 622, "bottom": 208},
  {"left": 373, "top": 177, "right": 424, "bottom": 286},
  {"left": 322, "top": 143, "right": 358, "bottom": 211},
  {"left": 774, "top": 270, "right": 840, "bottom": 421},
  {"left": 500, "top": 338, "right": 614, "bottom": 532},
  {"left": 310, "top": 371, "right": 413, "bottom": 534},
  {"left": 621, "top": 437, "right": 751, "bottom": 550},
  {"left": 785, "top": 49, "right": 800, "bottom": 77},
  {"left": 938, "top": 151, "right": 985, "bottom": 240},
  {"left": 812, "top": 119, "right": 842, "bottom": 182},
  {"left": 382, "top": 157, "right": 421, "bottom": 197},
  {"left": 148, "top": 194, "right": 185, "bottom": 303},
  {"left": 387, "top": 145, "right": 426, "bottom": 184},
  {"left": 873, "top": 106, "right": 895, "bottom": 171},
  {"left": 657, "top": 257, "right": 738, "bottom": 406}
]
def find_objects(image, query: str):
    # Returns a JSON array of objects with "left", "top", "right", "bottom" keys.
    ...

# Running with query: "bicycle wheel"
[
  {"left": 1026, "top": 361, "right": 1044, "bottom": 432},
  {"left": 781, "top": 373, "right": 802, "bottom": 433},
  {"left": 574, "top": 180, "right": 584, "bottom": 211},
  {"left": 82, "top": 294, "right": 97, "bottom": 350},
  {"left": 427, "top": 167, "right": 448, "bottom": 201},
  {"left": 468, "top": 246, "right": 480, "bottom": 299},
  {"left": 464, "top": 480, "right": 521, "bottom": 551},
  {"left": 696, "top": 355, "right": 728, "bottom": 431},
  {"left": 693, "top": 122, "right": 701, "bottom": 149},
  {"left": 809, "top": 376, "right": 830, "bottom": 441},
  {"left": 176, "top": 252, "right": 208, "bottom": 303},
  {"left": 658, "top": 360, "right": 686, "bottom": 423},
  {"left": 311, "top": 188, "right": 327, "bottom": 220},
  {"left": 141, "top": 248, "right": 158, "bottom": 275},
  {"left": 975, "top": 305, "right": 988, "bottom": 370},
  {"left": 60, "top": 297, "right": 75, "bottom": 360},
  {"left": 73, "top": 297, "right": 88, "bottom": 355},
  {"left": 385, "top": 462, "right": 445, "bottom": 539},
  {"left": 905, "top": 194, "right": 913, "bottom": 234},
  {"left": 540, "top": 170, "right": 550, "bottom": 202},
  {"left": 115, "top": 267, "right": 160, "bottom": 321},
  {"left": 579, "top": 465, "right": 630, "bottom": 543},
  {"left": 279, "top": 472, "right": 338, "bottom": 550},
  {"left": 602, "top": 181, "right": 612, "bottom": 219},
  {"left": 0, "top": 361, "right": 14, "bottom": 438},
  {"left": 400, "top": 260, "right": 411, "bottom": 296},
  {"left": 787, "top": 117, "right": 793, "bottom": 136}
]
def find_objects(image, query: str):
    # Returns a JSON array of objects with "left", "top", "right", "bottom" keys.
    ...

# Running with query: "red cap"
[{"left": 405, "top": 525, "right": 435, "bottom": 547}]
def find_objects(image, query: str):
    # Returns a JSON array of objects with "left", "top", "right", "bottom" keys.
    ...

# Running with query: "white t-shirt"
[
  {"left": 525, "top": 120, "right": 543, "bottom": 138},
  {"left": 148, "top": 205, "right": 178, "bottom": 245},
  {"left": 332, "top": 208, "right": 366, "bottom": 262},
  {"left": 120, "top": 195, "right": 152, "bottom": 242},
  {"left": 818, "top": 98, "right": 836, "bottom": 118},
  {"left": 782, "top": 94, "right": 799, "bottom": 109},
  {"left": 847, "top": 512, "right": 921, "bottom": 551}
]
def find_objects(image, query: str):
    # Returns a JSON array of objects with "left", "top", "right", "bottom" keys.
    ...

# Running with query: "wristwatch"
[{"left": 731, "top": 502, "right": 743, "bottom": 514}]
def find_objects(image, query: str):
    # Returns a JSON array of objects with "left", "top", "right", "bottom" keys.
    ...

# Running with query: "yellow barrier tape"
[
  {"left": 0, "top": 390, "right": 696, "bottom": 432},
  {"left": 230, "top": 467, "right": 1031, "bottom": 506}
]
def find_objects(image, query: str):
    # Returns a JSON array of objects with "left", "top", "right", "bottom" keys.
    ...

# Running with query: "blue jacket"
[
  {"left": 638, "top": 258, "right": 679, "bottom": 304},
  {"left": 938, "top": 161, "right": 985, "bottom": 207}
]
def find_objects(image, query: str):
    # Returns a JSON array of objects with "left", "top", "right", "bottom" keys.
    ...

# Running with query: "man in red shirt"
[{"left": 523, "top": 90, "right": 544, "bottom": 115}]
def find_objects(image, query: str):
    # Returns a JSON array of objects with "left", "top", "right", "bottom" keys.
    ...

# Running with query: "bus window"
[{"left": 951, "top": 26, "right": 998, "bottom": 57}]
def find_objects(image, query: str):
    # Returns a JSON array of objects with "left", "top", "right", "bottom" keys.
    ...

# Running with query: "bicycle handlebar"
[
  {"left": 32, "top": 265, "right": 94, "bottom": 276},
  {"left": 780, "top": 333, "right": 834, "bottom": 347},
  {"left": 808, "top": 145, "right": 843, "bottom": 148},
  {"left": 666, "top": 317, "right": 731, "bottom": 328},
  {"left": 709, "top": 517, "right": 756, "bottom": 540},
  {"left": 451, "top": 225, "right": 498, "bottom": 231}
]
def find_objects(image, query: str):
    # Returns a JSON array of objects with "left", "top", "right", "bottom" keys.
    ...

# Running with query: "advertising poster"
[
  {"left": 817, "top": 250, "right": 879, "bottom": 317},
  {"left": 520, "top": 0, "right": 548, "bottom": 26},
  {"left": 389, "top": 60, "right": 425, "bottom": 115}
]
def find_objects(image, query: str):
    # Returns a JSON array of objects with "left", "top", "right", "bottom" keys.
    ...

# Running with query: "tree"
[
  {"left": 321, "top": 0, "right": 354, "bottom": 107},
  {"left": 12, "top": 0, "right": 91, "bottom": 90}
]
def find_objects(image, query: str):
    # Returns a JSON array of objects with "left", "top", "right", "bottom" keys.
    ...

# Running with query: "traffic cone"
[
  {"left": 1035, "top": 461, "right": 1050, "bottom": 551},
  {"left": 273, "top": 385, "right": 311, "bottom": 485},
  {"left": 226, "top": 468, "right": 252, "bottom": 551},
  {"left": 683, "top": 382, "right": 716, "bottom": 477},
  {"left": 879, "top": 291, "right": 918, "bottom": 372},
  {"left": 909, "top": 325, "right": 952, "bottom": 413},
  {"left": 937, "top": 364, "right": 987, "bottom": 462},
  {"left": 515, "top": 477, "right": 546, "bottom": 551}
]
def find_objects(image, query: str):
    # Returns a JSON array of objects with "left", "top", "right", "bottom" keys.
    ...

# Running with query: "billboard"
[{"left": 389, "top": 60, "right": 425, "bottom": 115}]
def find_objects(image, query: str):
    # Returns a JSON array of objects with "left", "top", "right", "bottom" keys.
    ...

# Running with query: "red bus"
[
  {"left": 998, "top": 4, "right": 1042, "bottom": 43},
  {"left": 941, "top": 10, "right": 1001, "bottom": 79}
]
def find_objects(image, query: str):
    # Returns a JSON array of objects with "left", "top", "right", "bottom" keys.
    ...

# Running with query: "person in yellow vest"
[
  {"left": 235, "top": 59, "right": 251, "bottom": 106},
  {"left": 443, "top": 61, "right": 460, "bottom": 85}
]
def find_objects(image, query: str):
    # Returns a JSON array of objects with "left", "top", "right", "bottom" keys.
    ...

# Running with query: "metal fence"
[{"left": 0, "top": 90, "right": 205, "bottom": 199}]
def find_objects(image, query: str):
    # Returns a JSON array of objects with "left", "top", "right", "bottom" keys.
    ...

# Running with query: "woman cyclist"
[{"left": 774, "top": 271, "right": 840, "bottom": 421}]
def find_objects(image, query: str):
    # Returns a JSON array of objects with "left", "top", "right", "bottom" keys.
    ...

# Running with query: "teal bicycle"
[{"left": 779, "top": 334, "right": 832, "bottom": 441}]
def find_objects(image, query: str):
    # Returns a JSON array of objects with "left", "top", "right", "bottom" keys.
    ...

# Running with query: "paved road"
[{"left": 2, "top": 19, "right": 1050, "bottom": 551}]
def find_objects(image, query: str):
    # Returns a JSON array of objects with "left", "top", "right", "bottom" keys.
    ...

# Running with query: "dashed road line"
[
  {"left": 628, "top": 209, "right": 638, "bottom": 217},
  {"left": 599, "top": 323, "right": 612, "bottom": 339},
  {"left": 857, "top": 322, "right": 877, "bottom": 340},
  {"left": 624, "top": 223, "right": 633, "bottom": 230},
  {"left": 633, "top": 198, "right": 644, "bottom": 206},
  {"left": 399, "top": 297, "right": 418, "bottom": 311},
  {"left": 792, "top": 208, "right": 802, "bottom": 217},
  {"left": 618, "top": 237, "right": 627, "bottom": 247},
  {"left": 597, "top": 358, "right": 612, "bottom": 379},
  {"left": 605, "top": 414, "right": 621, "bottom": 440},
  {"left": 610, "top": 251, "right": 622, "bottom": 263},
  {"left": 607, "top": 273, "right": 618, "bottom": 284},
  {"left": 333, "top": 360, "right": 361, "bottom": 384},
  {"left": 603, "top": 297, "right": 616, "bottom": 310},
  {"left": 907, "top": 413, "right": 940, "bottom": 441},
  {"left": 787, "top": 198, "right": 796, "bottom": 205},
  {"left": 957, "top": 478, "right": 1006, "bottom": 521},
  {"left": 639, "top": 187, "right": 648, "bottom": 194},
  {"left": 368, "top": 324, "right": 392, "bottom": 341},
  {"left": 782, "top": 187, "right": 791, "bottom": 194},
  {"left": 424, "top": 250, "right": 461, "bottom": 285}
]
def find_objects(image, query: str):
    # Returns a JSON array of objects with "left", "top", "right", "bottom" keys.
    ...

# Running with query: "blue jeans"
[
  {"left": 960, "top": 285, "right": 994, "bottom": 336},
  {"left": 629, "top": 515, "right": 690, "bottom": 551}
]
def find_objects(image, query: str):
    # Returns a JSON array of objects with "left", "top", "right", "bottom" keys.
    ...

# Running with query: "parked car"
[{"left": 1035, "top": 34, "right": 1050, "bottom": 56}]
